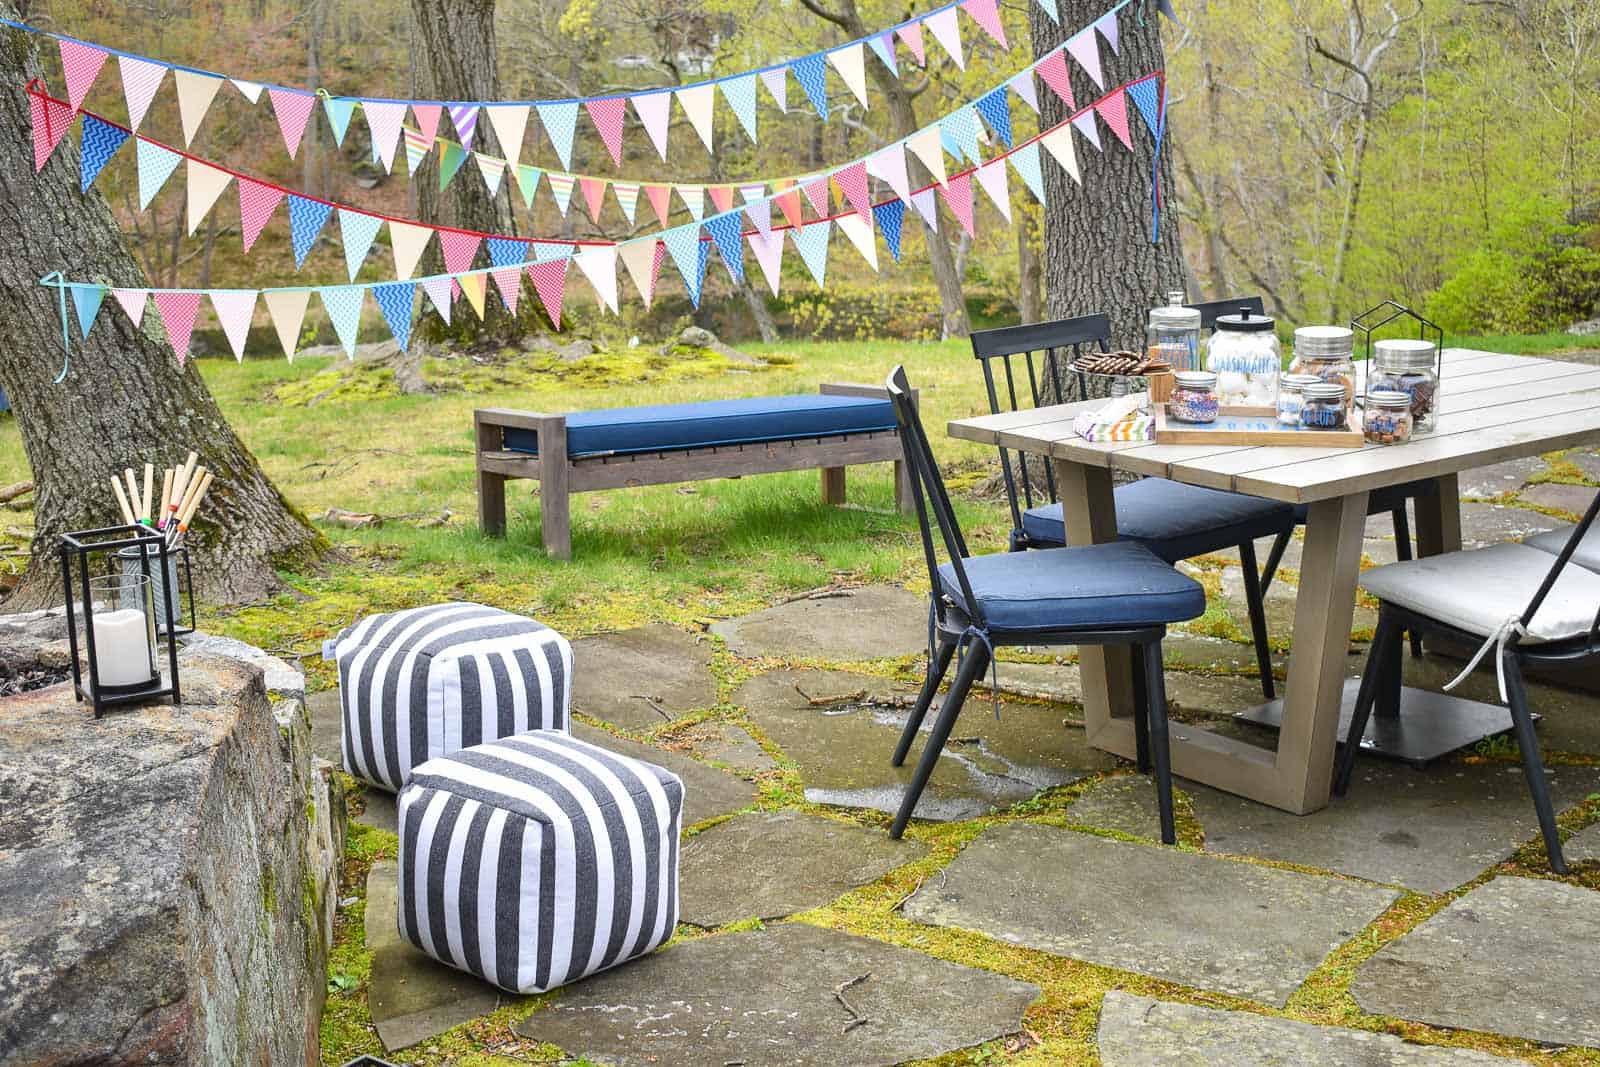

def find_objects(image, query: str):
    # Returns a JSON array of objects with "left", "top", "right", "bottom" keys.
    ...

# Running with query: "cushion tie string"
[{"left": 1442, "top": 615, "right": 1528, "bottom": 704}]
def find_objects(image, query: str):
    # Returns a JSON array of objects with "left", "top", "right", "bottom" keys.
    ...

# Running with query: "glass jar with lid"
[
  {"left": 1207, "top": 308, "right": 1280, "bottom": 406},
  {"left": 1169, "top": 370, "right": 1220, "bottom": 423},
  {"left": 1289, "top": 325, "right": 1356, "bottom": 407},
  {"left": 1275, "top": 373, "right": 1320, "bottom": 427},
  {"left": 1368, "top": 338, "right": 1439, "bottom": 433},
  {"left": 1146, "top": 291, "right": 1202, "bottom": 372},
  {"left": 1363, "top": 390, "right": 1414, "bottom": 444},
  {"left": 1300, "top": 381, "right": 1350, "bottom": 429}
]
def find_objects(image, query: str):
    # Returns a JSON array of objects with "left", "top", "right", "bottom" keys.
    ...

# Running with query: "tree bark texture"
[
  {"left": 1030, "top": 2, "right": 1187, "bottom": 350},
  {"left": 0, "top": 18, "right": 327, "bottom": 609}
]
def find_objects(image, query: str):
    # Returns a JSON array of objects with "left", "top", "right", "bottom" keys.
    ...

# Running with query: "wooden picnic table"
[{"left": 947, "top": 349, "right": 1600, "bottom": 815}]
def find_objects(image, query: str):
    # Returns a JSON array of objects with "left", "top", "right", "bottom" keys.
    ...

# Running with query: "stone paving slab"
[
  {"left": 1193, "top": 762, "right": 1600, "bottom": 893},
  {"left": 679, "top": 812, "right": 927, "bottom": 927},
  {"left": 1568, "top": 450, "right": 1600, "bottom": 482},
  {"left": 1353, "top": 876, "right": 1600, "bottom": 1048},
  {"left": 1567, "top": 821, "right": 1600, "bottom": 863},
  {"left": 365, "top": 861, "right": 500, "bottom": 1050},
  {"left": 356, "top": 788, "right": 398, "bottom": 834},
  {"left": 516, "top": 922, "right": 1038, "bottom": 1066},
  {"left": 677, "top": 720, "right": 777, "bottom": 773},
  {"left": 903, "top": 823, "right": 1400, "bottom": 1006},
  {"left": 572, "top": 723, "right": 756, "bottom": 828},
  {"left": 1459, "top": 456, "right": 1548, "bottom": 499},
  {"left": 1063, "top": 775, "right": 1170, "bottom": 839},
  {"left": 1519, "top": 481, "right": 1598, "bottom": 518},
  {"left": 1457, "top": 503, "right": 1561, "bottom": 548},
  {"left": 571, "top": 624, "right": 717, "bottom": 731},
  {"left": 1097, "top": 992, "right": 1530, "bottom": 1066},
  {"left": 307, "top": 688, "right": 342, "bottom": 767},
  {"left": 711, "top": 585, "right": 928, "bottom": 661},
  {"left": 738, "top": 669, "right": 1115, "bottom": 822}
]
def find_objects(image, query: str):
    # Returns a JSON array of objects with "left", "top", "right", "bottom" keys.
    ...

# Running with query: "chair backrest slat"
[
  {"left": 1186, "top": 295, "right": 1266, "bottom": 332},
  {"left": 1520, "top": 488, "right": 1600, "bottom": 643}
]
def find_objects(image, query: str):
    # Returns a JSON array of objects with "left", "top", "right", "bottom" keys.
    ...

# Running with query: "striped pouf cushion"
[
  {"left": 395, "top": 731, "right": 683, "bottom": 994},
  {"left": 322, "top": 602, "right": 572, "bottom": 791}
]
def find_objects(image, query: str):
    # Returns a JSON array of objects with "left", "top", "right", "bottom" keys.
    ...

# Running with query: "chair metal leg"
[
  {"left": 1391, "top": 507, "right": 1423, "bottom": 657},
  {"left": 890, "top": 640, "right": 991, "bottom": 839},
  {"left": 1502, "top": 652, "right": 1568, "bottom": 875},
  {"left": 1143, "top": 640, "right": 1177, "bottom": 846},
  {"left": 892, "top": 639, "right": 957, "bottom": 767},
  {"left": 1376, "top": 617, "right": 1403, "bottom": 721},
  {"left": 1131, "top": 643, "right": 1151, "bottom": 773},
  {"left": 1260, "top": 529, "right": 1292, "bottom": 595},
  {"left": 1238, "top": 540, "right": 1276, "bottom": 700},
  {"left": 1334, "top": 612, "right": 1399, "bottom": 795}
]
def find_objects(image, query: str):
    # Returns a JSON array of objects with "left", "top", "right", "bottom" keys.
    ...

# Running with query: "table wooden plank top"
[{"left": 947, "top": 350, "right": 1600, "bottom": 503}]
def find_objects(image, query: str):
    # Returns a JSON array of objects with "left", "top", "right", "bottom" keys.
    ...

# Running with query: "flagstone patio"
[{"left": 311, "top": 449, "right": 1600, "bottom": 1065}]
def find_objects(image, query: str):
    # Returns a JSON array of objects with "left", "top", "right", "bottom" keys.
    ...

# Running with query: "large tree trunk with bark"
[
  {"left": 1031, "top": 2, "right": 1187, "bottom": 349},
  {"left": 0, "top": 19, "right": 327, "bottom": 609}
]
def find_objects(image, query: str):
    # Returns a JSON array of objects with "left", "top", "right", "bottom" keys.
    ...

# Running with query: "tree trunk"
[
  {"left": 1031, "top": 2, "right": 1187, "bottom": 350},
  {"left": 740, "top": 277, "right": 779, "bottom": 341},
  {"left": 0, "top": 20, "right": 327, "bottom": 609},
  {"left": 1017, "top": 209, "right": 1042, "bottom": 324}
]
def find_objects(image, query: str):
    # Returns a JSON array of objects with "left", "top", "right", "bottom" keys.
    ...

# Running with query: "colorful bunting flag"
[
  {"left": 837, "top": 211, "right": 879, "bottom": 271},
  {"left": 775, "top": 182, "right": 804, "bottom": 229},
  {"left": 1095, "top": 91, "right": 1132, "bottom": 150},
  {"left": 1009, "top": 70, "right": 1039, "bottom": 113},
  {"left": 323, "top": 96, "right": 357, "bottom": 147},
  {"left": 439, "top": 230, "right": 481, "bottom": 274},
  {"left": 1065, "top": 30, "right": 1104, "bottom": 89},
  {"left": 528, "top": 257, "right": 569, "bottom": 328},
  {"left": 827, "top": 43, "right": 870, "bottom": 110},
  {"left": 545, "top": 171, "right": 576, "bottom": 216},
  {"left": 185, "top": 158, "right": 233, "bottom": 235},
  {"left": 676, "top": 83, "right": 717, "bottom": 154},
  {"left": 791, "top": 53, "right": 829, "bottom": 120},
  {"left": 172, "top": 69, "right": 222, "bottom": 146},
  {"left": 975, "top": 158, "right": 1011, "bottom": 221},
  {"left": 268, "top": 89, "right": 317, "bottom": 158},
  {"left": 1126, "top": 78, "right": 1163, "bottom": 136},
  {"left": 210, "top": 289, "right": 257, "bottom": 361},
  {"left": 475, "top": 152, "right": 508, "bottom": 197},
  {"left": 118, "top": 55, "right": 166, "bottom": 132},
  {"left": 364, "top": 101, "right": 408, "bottom": 172},
  {"left": 619, "top": 239, "right": 663, "bottom": 308},
  {"left": 288, "top": 194, "right": 334, "bottom": 269},
  {"left": 458, "top": 271, "right": 486, "bottom": 320},
  {"left": 1072, "top": 109, "right": 1103, "bottom": 151},
  {"left": 834, "top": 160, "right": 871, "bottom": 219},
  {"left": 644, "top": 183, "right": 672, "bottom": 226},
  {"left": 961, "top": 0, "right": 1008, "bottom": 48},
  {"left": 612, "top": 181, "right": 640, "bottom": 224},
  {"left": 420, "top": 276, "right": 453, "bottom": 325},
  {"left": 79, "top": 114, "right": 128, "bottom": 192},
  {"left": 633, "top": 92, "right": 672, "bottom": 160},
  {"left": 338, "top": 208, "right": 384, "bottom": 281},
  {"left": 759, "top": 67, "right": 789, "bottom": 112},
  {"left": 402, "top": 127, "right": 431, "bottom": 175},
  {"left": 974, "top": 86, "right": 1013, "bottom": 148},
  {"left": 906, "top": 127, "right": 947, "bottom": 186},
  {"left": 705, "top": 212, "right": 744, "bottom": 283},
  {"left": 264, "top": 288, "right": 309, "bottom": 360},
  {"left": 515, "top": 164, "right": 542, "bottom": 208},
  {"left": 924, "top": 8, "right": 965, "bottom": 69},
  {"left": 1036, "top": 0, "right": 1060, "bottom": 23},
  {"left": 873, "top": 199, "right": 905, "bottom": 262},
  {"left": 580, "top": 176, "right": 607, "bottom": 224},
  {"left": 231, "top": 78, "right": 264, "bottom": 104},
  {"left": 942, "top": 106, "right": 983, "bottom": 165},
  {"left": 909, "top": 185, "right": 940, "bottom": 230},
  {"left": 486, "top": 103, "right": 531, "bottom": 168},
  {"left": 661, "top": 222, "right": 705, "bottom": 306},
  {"left": 585, "top": 97, "right": 628, "bottom": 167},
  {"left": 412, "top": 103, "right": 443, "bottom": 149},
  {"left": 748, "top": 228, "right": 784, "bottom": 296},
  {"left": 59, "top": 40, "right": 108, "bottom": 111},
  {"left": 1094, "top": 10, "right": 1120, "bottom": 53},
  {"left": 574, "top": 244, "right": 619, "bottom": 314},
  {"left": 152, "top": 291, "right": 202, "bottom": 364},
  {"left": 71, "top": 284, "right": 104, "bottom": 340},
  {"left": 111, "top": 288, "right": 146, "bottom": 328},
  {"left": 745, "top": 196, "right": 772, "bottom": 240},
  {"left": 1040, "top": 124, "right": 1081, "bottom": 184},
  {"left": 437, "top": 139, "right": 468, "bottom": 190},
  {"left": 677, "top": 183, "right": 706, "bottom": 222},
  {"left": 708, "top": 184, "right": 734, "bottom": 215},
  {"left": 867, "top": 31, "right": 897, "bottom": 76},
  {"left": 897, "top": 20, "right": 927, "bottom": 66},
  {"left": 486, "top": 236, "right": 528, "bottom": 269},
  {"left": 30, "top": 92, "right": 75, "bottom": 172},
  {"left": 389, "top": 221, "right": 432, "bottom": 280},
  {"left": 939, "top": 169, "right": 975, "bottom": 236},
  {"left": 791, "top": 219, "right": 832, "bottom": 287},
  {"left": 449, "top": 104, "right": 480, "bottom": 152},
  {"left": 1009, "top": 139, "right": 1046, "bottom": 201},
  {"left": 536, "top": 101, "right": 579, "bottom": 170},
  {"left": 318, "top": 285, "right": 364, "bottom": 358},
  {"left": 372, "top": 281, "right": 416, "bottom": 351},
  {"left": 1036, "top": 50, "right": 1074, "bottom": 110},
  {"left": 135, "top": 138, "right": 181, "bottom": 209},
  {"left": 721, "top": 74, "right": 759, "bottom": 143},
  {"left": 801, "top": 175, "right": 831, "bottom": 216}
]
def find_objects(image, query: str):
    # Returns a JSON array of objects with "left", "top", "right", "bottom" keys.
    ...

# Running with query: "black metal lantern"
[
  {"left": 59, "top": 524, "right": 182, "bottom": 717},
  {"left": 1353, "top": 300, "right": 1445, "bottom": 434}
]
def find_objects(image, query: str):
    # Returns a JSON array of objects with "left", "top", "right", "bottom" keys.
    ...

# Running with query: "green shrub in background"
[{"left": 1428, "top": 198, "right": 1600, "bottom": 333}]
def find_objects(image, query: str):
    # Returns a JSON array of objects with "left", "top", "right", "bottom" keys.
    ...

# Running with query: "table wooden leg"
[
  {"left": 1052, "top": 459, "right": 1136, "bottom": 733},
  {"left": 1274, "top": 491, "right": 1370, "bottom": 814},
  {"left": 1413, "top": 473, "right": 1463, "bottom": 558}
]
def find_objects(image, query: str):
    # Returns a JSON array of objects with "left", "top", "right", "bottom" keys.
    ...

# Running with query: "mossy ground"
[{"left": 2, "top": 339, "right": 1598, "bottom": 1065}]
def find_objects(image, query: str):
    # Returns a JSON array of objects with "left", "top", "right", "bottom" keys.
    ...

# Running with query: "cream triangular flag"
[
  {"left": 619, "top": 240, "right": 661, "bottom": 308},
  {"left": 906, "top": 127, "right": 947, "bottom": 187},
  {"left": 485, "top": 103, "right": 531, "bottom": 168},
  {"left": 389, "top": 221, "right": 432, "bottom": 280},
  {"left": 676, "top": 83, "right": 717, "bottom": 153},
  {"left": 836, "top": 211, "right": 879, "bottom": 271},
  {"left": 172, "top": 69, "right": 223, "bottom": 146},
  {"left": 1040, "top": 124, "right": 1081, "bottom": 185},
  {"left": 263, "top": 289, "right": 310, "bottom": 361},
  {"left": 458, "top": 272, "right": 487, "bottom": 320},
  {"left": 826, "top": 43, "right": 870, "bottom": 109},
  {"left": 185, "top": 158, "right": 233, "bottom": 235},
  {"left": 231, "top": 78, "right": 264, "bottom": 103},
  {"left": 574, "top": 245, "right": 619, "bottom": 315}
]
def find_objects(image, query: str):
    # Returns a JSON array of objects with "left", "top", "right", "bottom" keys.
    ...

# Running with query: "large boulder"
[{"left": 0, "top": 619, "right": 344, "bottom": 1066}]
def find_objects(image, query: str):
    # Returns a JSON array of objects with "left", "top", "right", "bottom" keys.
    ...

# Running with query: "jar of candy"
[
  {"left": 1363, "top": 390, "right": 1414, "bottom": 444},
  {"left": 1275, "top": 373, "right": 1320, "bottom": 427},
  {"left": 1146, "top": 291, "right": 1202, "bottom": 372},
  {"left": 1207, "top": 308, "right": 1280, "bottom": 406},
  {"left": 1169, "top": 370, "right": 1220, "bottom": 424},
  {"left": 1369, "top": 338, "right": 1439, "bottom": 433},
  {"left": 1290, "top": 326, "right": 1356, "bottom": 406},
  {"left": 1300, "top": 381, "right": 1350, "bottom": 430}
]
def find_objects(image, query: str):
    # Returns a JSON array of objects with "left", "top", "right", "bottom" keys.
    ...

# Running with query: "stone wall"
[{"left": 0, "top": 613, "right": 344, "bottom": 1066}]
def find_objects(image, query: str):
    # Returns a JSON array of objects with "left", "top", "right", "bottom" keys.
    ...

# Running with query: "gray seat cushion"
[
  {"left": 1359, "top": 543, "right": 1600, "bottom": 644},
  {"left": 1525, "top": 523, "right": 1600, "bottom": 572}
]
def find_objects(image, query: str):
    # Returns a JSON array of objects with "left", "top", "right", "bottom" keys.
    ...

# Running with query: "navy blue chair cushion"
[
  {"left": 502, "top": 394, "right": 897, "bottom": 458},
  {"left": 1289, "top": 477, "right": 1440, "bottom": 523},
  {"left": 1022, "top": 478, "right": 1294, "bottom": 562},
  {"left": 938, "top": 541, "right": 1207, "bottom": 632}
]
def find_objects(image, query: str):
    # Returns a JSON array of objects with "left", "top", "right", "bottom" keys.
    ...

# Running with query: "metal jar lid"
[
  {"left": 1215, "top": 308, "right": 1276, "bottom": 332},
  {"left": 1293, "top": 325, "right": 1354, "bottom": 357},
  {"left": 1367, "top": 389, "right": 1413, "bottom": 409},
  {"left": 1373, "top": 338, "right": 1436, "bottom": 370},
  {"left": 1173, "top": 370, "right": 1217, "bottom": 389},
  {"left": 1278, "top": 373, "right": 1321, "bottom": 394},
  {"left": 1149, "top": 293, "right": 1201, "bottom": 330},
  {"left": 1302, "top": 381, "right": 1348, "bottom": 401}
]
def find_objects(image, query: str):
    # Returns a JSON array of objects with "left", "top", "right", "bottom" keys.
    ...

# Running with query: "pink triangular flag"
[
  {"left": 938, "top": 169, "right": 974, "bottom": 237},
  {"left": 975, "top": 159, "right": 1011, "bottom": 222},
  {"left": 491, "top": 266, "right": 523, "bottom": 315},
  {"left": 633, "top": 92, "right": 672, "bottom": 161},
  {"left": 579, "top": 177, "right": 608, "bottom": 224},
  {"left": 748, "top": 229, "right": 784, "bottom": 297},
  {"left": 759, "top": 67, "right": 789, "bottom": 112},
  {"left": 236, "top": 178, "right": 285, "bottom": 253},
  {"left": 775, "top": 183, "right": 804, "bottom": 229},
  {"left": 897, "top": 21, "right": 926, "bottom": 66},
  {"left": 269, "top": 89, "right": 317, "bottom": 159},
  {"left": 59, "top": 40, "right": 108, "bottom": 111},
  {"left": 439, "top": 230, "right": 482, "bottom": 275},
  {"left": 1096, "top": 92, "right": 1133, "bottom": 150},
  {"left": 909, "top": 186, "right": 939, "bottom": 230},
  {"left": 1036, "top": 51, "right": 1074, "bottom": 110},
  {"left": 152, "top": 291, "right": 202, "bottom": 364},
  {"left": 708, "top": 185, "right": 734, "bottom": 214},
  {"left": 1094, "top": 11, "right": 1120, "bottom": 53},
  {"left": 1065, "top": 30, "right": 1104, "bottom": 89},
  {"left": 867, "top": 143, "right": 913, "bottom": 205},
  {"left": 801, "top": 176, "right": 831, "bottom": 216},
  {"left": 29, "top": 93, "right": 76, "bottom": 172},
  {"left": 833, "top": 161, "right": 871, "bottom": 219},
  {"left": 411, "top": 103, "right": 443, "bottom": 149},
  {"left": 644, "top": 184, "right": 672, "bottom": 227},
  {"left": 527, "top": 258, "right": 569, "bottom": 329},
  {"left": 923, "top": 8, "right": 965, "bottom": 69},
  {"left": 210, "top": 289, "right": 257, "bottom": 361},
  {"left": 586, "top": 97, "right": 627, "bottom": 167},
  {"left": 960, "top": 0, "right": 1008, "bottom": 49},
  {"left": 111, "top": 288, "right": 147, "bottom": 328},
  {"left": 364, "top": 101, "right": 408, "bottom": 172},
  {"left": 117, "top": 55, "right": 166, "bottom": 132},
  {"left": 619, "top": 240, "right": 662, "bottom": 309},
  {"left": 1072, "top": 109, "right": 1103, "bottom": 151}
]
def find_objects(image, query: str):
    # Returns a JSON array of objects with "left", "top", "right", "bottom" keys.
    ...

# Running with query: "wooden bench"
[{"left": 475, "top": 383, "right": 914, "bottom": 558}]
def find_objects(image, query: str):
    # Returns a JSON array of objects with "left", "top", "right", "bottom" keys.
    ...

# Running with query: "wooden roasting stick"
[
  {"left": 158, "top": 468, "right": 174, "bottom": 530},
  {"left": 167, "top": 451, "right": 198, "bottom": 531},
  {"left": 110, "top": 476, "right": 135, "bottom": 525},
  {"left": 141, "top": 463, "right": 154, "bottom": 526},
  {"left": 123, "top": 468, "right": 142, "bottom": 523},
  {"left": 168, "top": 471, "right": 213, "bottom": 548}
]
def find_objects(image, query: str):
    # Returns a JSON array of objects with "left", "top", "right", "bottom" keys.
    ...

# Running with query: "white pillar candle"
[{"left": 92, "top": 607, "right": 155, "bottom": 687}]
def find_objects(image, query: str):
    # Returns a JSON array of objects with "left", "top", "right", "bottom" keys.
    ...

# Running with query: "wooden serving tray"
[{"left": 1154, "top": 405, "right": 1365, "bottom": 447}]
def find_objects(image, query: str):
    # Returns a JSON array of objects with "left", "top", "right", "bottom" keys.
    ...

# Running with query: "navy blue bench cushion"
[
  {"left": 501, "top": 394, "right": 898, "bottom": 459},
  {"left": 1022, "top": 478, "right": 1295, "bottom": 563},
  {"left": 938, "top": 541, "right": 1206, "bottom": 632}
]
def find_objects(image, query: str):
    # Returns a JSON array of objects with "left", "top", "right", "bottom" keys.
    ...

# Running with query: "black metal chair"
[
  {"left": 1185, "top": 295, "right": 1265, "bottom": 330},
  {"left": 884, "top": 365, "right": 1208, "bottom": 844},
  {"left": 1333, "top": 490, "right": 1600, "bottom": 873},
  {"left": 970, "top": 314, "right": 1294, "bottom": 700}
]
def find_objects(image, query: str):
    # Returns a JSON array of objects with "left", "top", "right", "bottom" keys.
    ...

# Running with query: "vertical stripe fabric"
[
  {"left": 397, "top": 731, "right": 683, "bottom": 994},
  {"left": 323, "top": 602, "right": 573, "bottom": 791}
]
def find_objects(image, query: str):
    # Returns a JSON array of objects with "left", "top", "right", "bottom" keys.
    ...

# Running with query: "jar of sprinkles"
[
  {"left": 1300, "top": 381, "right": 1350, "bottom": 429},
  {"left": 1290, "top": 326, "right": 1356, "bottom": 407},
  {"left": 1275, "top": 373, "right": 1320, "bottom": 427},
  {"left": 1363, "top": 390, "right": 1414, "bottom": 444},
  {"left": 1170, "top": 370, "right": 1221, "bottom": 424},
  {"left": 1369, "top": 338, "right": 1439, "bottom": 433}
]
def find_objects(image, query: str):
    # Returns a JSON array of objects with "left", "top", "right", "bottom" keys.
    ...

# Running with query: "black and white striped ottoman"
[
  {"left": 396, "top": 731, "right": 683, "bottom": 993},
  {"left": 323, "top": 602, "right": 572, "bottom": 791}
]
